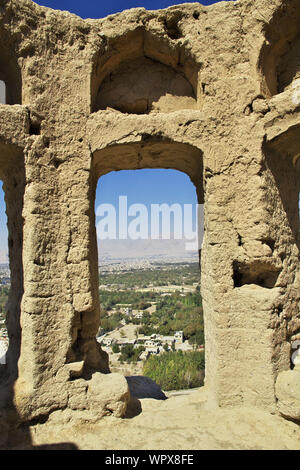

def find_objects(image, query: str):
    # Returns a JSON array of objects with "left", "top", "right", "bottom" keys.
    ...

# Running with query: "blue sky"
[
  {"left": 0, "top": 0, "right": 225, "bottom": 254},
  {"left": 34, "top": 0, "right": 225, "bottom": 19},
  {"left": 97, "top": 170, "right": 197, "bottom": 208},
  {"left": 96, "top": 170, "right": 198, "bottom": 239}
]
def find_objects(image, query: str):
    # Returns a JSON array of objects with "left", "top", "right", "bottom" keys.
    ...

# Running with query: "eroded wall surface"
[{"left": 0, "top": 0, "right": 298, "bottom": 425}]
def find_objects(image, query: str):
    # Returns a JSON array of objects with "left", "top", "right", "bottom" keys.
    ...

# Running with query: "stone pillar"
[{"left": 202, "top": 140, "right": 281, "bottom": 411}]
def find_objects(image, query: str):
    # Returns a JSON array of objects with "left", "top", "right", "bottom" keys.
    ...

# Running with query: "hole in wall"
[
  {"left": 274, "top": 305, "right": 283, "bottom": 317},
  {"left": 232, "top": 260, "right": 280, "bottom": 289},
  {"left": 29, "top": 122, "right": 41, "bottom": 136},
  {"left": 262, "top": 238, "right": 275, "bottom": 252},
  {"left": 237, "top": 233, "right": 243, "bottom": 247},
  {"left": 50, "top": 158, "right": 61, "bottom": 169},
  {"left": 279, "top": 252, "right": 286, "bottom": 262},
  {"left": 163, "top": 16, "right": 182, "bottom": 40}
]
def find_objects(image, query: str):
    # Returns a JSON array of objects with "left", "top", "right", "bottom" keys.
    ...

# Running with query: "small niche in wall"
[{"left": 94, "top": 57, "right": 198, "bottom": 115}]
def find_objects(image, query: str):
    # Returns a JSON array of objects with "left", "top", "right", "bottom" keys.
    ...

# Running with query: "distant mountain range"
[
  {"left": 98, "top": 238, "right": 199, "bottom": 263},
  {"left": 0, "top": 239, "right": 199, "bottom": 266}
]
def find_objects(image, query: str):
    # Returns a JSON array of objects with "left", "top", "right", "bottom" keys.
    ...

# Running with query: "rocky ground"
[{"left": 4, "top": 387, "right": 300, "bottom": 450}]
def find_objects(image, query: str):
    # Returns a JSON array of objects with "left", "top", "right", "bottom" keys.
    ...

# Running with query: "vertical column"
[
  {"left": 201, "top": 141, "right": 286, "bottom": 412},
  {"left": 14, "top": 139, "right": 110, "bottom": 420}
]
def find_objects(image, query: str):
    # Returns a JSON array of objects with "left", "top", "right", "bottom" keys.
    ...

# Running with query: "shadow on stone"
[
  {"left": 124, "top": 396, "right": 142, "bottom": 419},
  {"left": 31, "top": 443, "right": 79, "bottom": 450},
  {"left": 125, "top": 376, "right": 167, "bottom": 400}
]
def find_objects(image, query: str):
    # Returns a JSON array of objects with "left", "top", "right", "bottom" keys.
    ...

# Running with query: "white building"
[
  {"left": 145, "top": 339, "right": 159, "bottom": 348},
  {"left": 132, "top": 310, "right": 144, "bottom": 319},
  {"left": 116, "top": 338, "right": 136, "bottom": 347},
  {"left": 161, "top": 336, "right": 175, "bottom": 347},
  {"left": 145, "top": 346, "right": 160, "bottom": 356},
  {"left": 100, "top": 337, "right": 112, "bottom": 346},
  {"left": 115, "top": 304, "right": 132, "bottom": 315},
  {"left": 174, "top": 331, "right": 184, "bottom": 344},
  {"left": 139, "top": 350, "right": 149, "bottom": 361}
]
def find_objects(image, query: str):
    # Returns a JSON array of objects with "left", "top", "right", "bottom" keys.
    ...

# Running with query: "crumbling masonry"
[{"left": 0, "top": 0, "right": 299, "bottom": 425}]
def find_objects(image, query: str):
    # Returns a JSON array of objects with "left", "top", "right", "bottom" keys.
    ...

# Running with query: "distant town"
[
  {"left": 96, "top": 260, "right": 204, "bottom": 385},
  {"left": 0, "top": 260, "right": 205, "bottom": 389},
  {"left": 0, "top": 263, "right": 10, "bottom": 285},
  {"left": 97, "top": 297, "right": 202, "bottom": 372}
]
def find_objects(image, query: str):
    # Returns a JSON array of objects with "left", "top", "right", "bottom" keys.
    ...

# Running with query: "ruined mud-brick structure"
[{"left": 0, "top": 0, "right": 299, "bottom": 427}]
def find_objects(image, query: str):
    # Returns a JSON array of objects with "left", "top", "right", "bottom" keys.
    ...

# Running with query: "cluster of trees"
[
  {"left": 138, "top": 291, "right": 204, "bottom": 347},
  {"left": 100, "top": 289, "right": 204, "bottom": 347},
  {"left": 100, "top": 311, "right": 124, "bottom": 332},
  {"left": 143, "top": 350, "right": 205, "bottom": 391},
  {"left": 99, "top": 290, "right": 155, "bottom": 331},
  {"left": 99, "top": 289, "right": 159, "bottom": 312},
  {"left": 0, "top": 286, "right": 9, "bottom": 320},
  {"left": 116, "top": 343, "right": 145, "bottom": 363},
  {"left": 99, "top": 263, "right": 200, "bottom": 289},
  {"left": 134, "top": 301, "right": 152, "bottom": 311}
]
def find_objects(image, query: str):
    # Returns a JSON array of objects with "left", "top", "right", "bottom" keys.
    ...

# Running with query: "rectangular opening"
[{"left": 95, "top": 169, "right": 205, "bottom": 396}]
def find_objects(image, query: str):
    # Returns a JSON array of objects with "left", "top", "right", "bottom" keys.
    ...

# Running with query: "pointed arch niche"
[{"left": 91, "top": 27, "right": 201, "bottom": 115}]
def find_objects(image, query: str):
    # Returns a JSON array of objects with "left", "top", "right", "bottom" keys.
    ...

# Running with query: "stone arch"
[
  {"left": 91, "top": 28, "right": 201, "bottom": 113},
  {"left": 92, "top": 139, "right": 204, "bottom": 200},
  {"left": 258, "top": 0, "right": 300, "bottom": 97},
  {"left": 86, "top": 136, "right": 204, "bottom": 374}
]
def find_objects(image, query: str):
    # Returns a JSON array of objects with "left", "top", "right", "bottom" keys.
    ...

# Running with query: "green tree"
[
  {"left": 143, "top": 350, "right": 205, "bottom": 391},
  {"left": 112, "top": 343, "right": 120, "bottom": 353},
  {"left": 119, "top": 344, "right": 135, "bottom": 361}
]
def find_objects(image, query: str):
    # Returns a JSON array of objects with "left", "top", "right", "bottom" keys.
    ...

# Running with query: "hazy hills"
[
  {"left": 0, "top": 239, "right": 199, "bottom": 266},
  {"left": 98, "top": 238, "right": 198, "bottom": 263}
]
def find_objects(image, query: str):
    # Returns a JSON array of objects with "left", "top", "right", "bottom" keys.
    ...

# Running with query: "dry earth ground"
[{"left": 15, "top": 388, "right": 300, "bottom": 450}]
